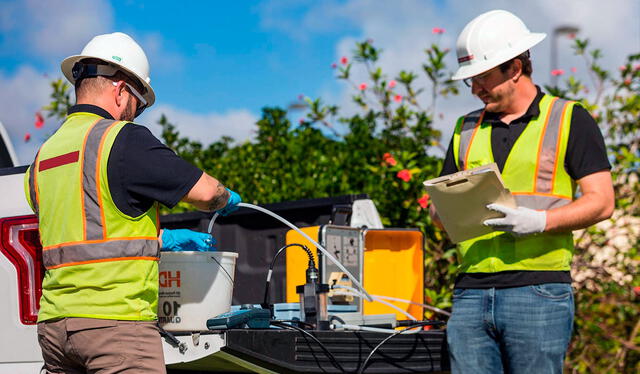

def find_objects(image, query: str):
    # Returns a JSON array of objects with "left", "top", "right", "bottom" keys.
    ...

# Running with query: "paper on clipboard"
[{"left": 423, "top": 163, "right": 516, "bottom": 243}]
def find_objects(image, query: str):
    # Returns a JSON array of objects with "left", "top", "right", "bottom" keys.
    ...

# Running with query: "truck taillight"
[{"left": 0, "top": 215, "right": 43, "bottom": 324}]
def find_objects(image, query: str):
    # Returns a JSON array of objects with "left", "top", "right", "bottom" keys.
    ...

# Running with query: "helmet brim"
[{"left": 451, "top": 32, "right": 546, "bottom": 81}]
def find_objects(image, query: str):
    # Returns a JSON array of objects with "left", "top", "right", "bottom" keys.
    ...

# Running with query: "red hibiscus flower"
[
  {"left": 35, "top": 112, "right": 44, "bottom": 128},
  {"left": 396, "top": 169, "right": 411, "bottom": 182},
  {"left": 418, "top": 194, "right": 430, "bottom": 209},
  {"left": 383, "top": 153, "right": 397, "bottom": 166}
]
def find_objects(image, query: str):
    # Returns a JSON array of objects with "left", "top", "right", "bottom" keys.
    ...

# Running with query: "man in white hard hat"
[
  {"left": 430, "top": 10, "right": 614, "bottom": 373},
  {"left": 25, "top": 32, "right": 241, "bottom": 373}
]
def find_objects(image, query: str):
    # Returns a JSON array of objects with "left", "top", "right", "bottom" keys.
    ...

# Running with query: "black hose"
[
  {"left": 329, "top": 315, "right": 346, "bottom": 325},
  {"left": 272, "top": 319, "right": 315, "bottom": 329},
  {"left": 271, "top": 321, "right": 346, "bottom": 373},
  {"left": 263, "top": 243, "right": 314, "bottom": 307},
  {"left": 357, "top": 320, "right": 445, "bottom": 374}
]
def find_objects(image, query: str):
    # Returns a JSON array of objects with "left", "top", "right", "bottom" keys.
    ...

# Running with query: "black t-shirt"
[
  {"left": 68, "top": 105, "right": 203, "bottom": 217},
  {"left": 439, "top": 87, "right": 611, "bottom": 289}
]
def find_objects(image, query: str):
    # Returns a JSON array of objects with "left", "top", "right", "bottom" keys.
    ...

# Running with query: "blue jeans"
[{"left": 447, "top": 284, "right": 574, "bottom": 374}]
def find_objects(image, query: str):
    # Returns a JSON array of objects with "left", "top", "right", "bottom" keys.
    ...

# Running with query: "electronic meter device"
[{"left": 318, "top": 225, "right": 364, "bottom": 312}]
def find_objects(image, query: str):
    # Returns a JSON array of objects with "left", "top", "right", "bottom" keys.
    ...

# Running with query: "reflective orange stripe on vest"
[
  {"left": 28, "top": 151, "right": 41, "bottom": 215},
  {"left": 43, "top": 238, "right": 159, "bottom": 269},
  {"left": 459, "top": 109, "right": 485, "bottom": 169}
]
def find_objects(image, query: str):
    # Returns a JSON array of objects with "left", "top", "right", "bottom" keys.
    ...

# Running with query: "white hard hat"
[
  {"left": 61, "top": 32, "right": 155, "bottom": 107},
  {"left": 451, "top": 10, "right": 546, "bottom": 81}
]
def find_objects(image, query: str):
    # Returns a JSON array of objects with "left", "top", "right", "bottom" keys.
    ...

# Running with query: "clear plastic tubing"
[
  {"left": 207, "top": 202, "right": 374, "bottom": 302},
  {"left": 331, "top": 285, "right": 416, "bottom": 321},
  {"left": 374, "top": 294, "right": 451, "bottom": 317},
  {"left": 334, "top": 323, "right": 422, "bottom": 334}
]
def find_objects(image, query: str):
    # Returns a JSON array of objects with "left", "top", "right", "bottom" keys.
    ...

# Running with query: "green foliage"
[
  {"left": 553, "top": 39, "right": 640, "bottom": 373},
  {"left": 157, "top": 39, "right": 459, "bottom": 315},
  {"left": 42, "top": 79, "right": 72, "bottom": 120}
]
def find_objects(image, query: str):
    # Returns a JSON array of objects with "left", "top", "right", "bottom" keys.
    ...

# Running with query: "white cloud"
[
  {"left": 1, "top": 0, "right": 114, "bottom": 59},
  {"left": 140, "top": 105, "right": 259, "bottom": 146},
  {"left": 0, "top": 65, "right": 55, "bottom": 165}
]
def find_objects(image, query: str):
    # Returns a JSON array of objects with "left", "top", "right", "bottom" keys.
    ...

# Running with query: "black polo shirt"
[
  {"left": 68, "top": 104, "right": 203, "bottom": 217},
  {"left": 440, "top": 87, "right": 611, "bottom": 288}
]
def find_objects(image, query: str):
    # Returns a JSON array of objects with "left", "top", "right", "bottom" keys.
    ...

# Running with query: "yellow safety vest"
[
  {"left": 25, "top": 112, "right": 160, "bottom": 322},
  {"left": 452, "top": 95, "right": 576, "bottom": 274}
]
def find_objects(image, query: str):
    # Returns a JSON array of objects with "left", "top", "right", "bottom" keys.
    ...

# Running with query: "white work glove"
[{"left": 483, "top": 204, "right": 547, "bottom": 236}]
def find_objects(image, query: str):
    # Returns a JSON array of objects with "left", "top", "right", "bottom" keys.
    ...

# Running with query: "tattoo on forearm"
[{"left": 208, "top": 183, "right": 229, "bottom": 211}]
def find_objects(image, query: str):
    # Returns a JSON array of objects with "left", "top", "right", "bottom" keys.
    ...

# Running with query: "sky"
[{"left": 0, "top": 0, "right": 638, "bottom": 165}]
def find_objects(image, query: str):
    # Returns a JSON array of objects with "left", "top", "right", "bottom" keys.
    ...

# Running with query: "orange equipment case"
[{"left": 285, "top": 226, "right": 424, "bottom": 321}]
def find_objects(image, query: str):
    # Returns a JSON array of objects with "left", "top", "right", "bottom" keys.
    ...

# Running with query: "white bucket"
[{"left": 158, "top": 251, "right": 238, "bottom": 331}]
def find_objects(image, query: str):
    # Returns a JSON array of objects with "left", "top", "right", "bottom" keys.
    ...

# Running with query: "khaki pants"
[{"left": 37, "top": 318, "right": 166, "bottom": 374}]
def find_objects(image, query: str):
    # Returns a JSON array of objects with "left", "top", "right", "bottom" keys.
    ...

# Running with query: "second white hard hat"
[
  {"left": 451, "top": 10, "right": 546, "bottom": 81},
  {"left": 61, "top": 32, "right": 155, "bottom": 107}
]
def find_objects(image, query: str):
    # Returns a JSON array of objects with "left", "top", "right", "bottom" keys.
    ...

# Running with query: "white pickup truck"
[{"left": 0, "top": 120, "right": 45, "bottom": 373}]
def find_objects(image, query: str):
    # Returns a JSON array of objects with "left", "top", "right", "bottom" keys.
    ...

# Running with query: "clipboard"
[{"left": 423, "top": 163, "right": 516, "bottom": 243}]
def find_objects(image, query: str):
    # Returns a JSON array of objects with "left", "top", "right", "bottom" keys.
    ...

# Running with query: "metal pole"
[
  {"left": 550, "top": 25, "right": 580, "bottom": 87},
  {"left": 551, "top": 32, "right": 559, "bottom": 87}
]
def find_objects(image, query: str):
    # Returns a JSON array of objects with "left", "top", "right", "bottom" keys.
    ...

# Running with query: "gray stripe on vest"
[
  {"left": 83, "top": 119, "right": 116, "bottom": 241},
  {"left": 515, "top": 194, "right": 571, "bottom": 210},
  {"left": 536, "top": 99, "right": 568, "bottom": 194},
  {"left": 28, "top": 156, "right": 39, "bottom": 215},
  {"left": 458, "top": 109, "right": 484, "bottom": 170},
  {"left": 42, "top": 238, "right": 160, "bottom": 268}
]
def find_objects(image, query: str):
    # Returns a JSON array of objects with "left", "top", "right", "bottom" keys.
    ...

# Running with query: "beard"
[
  {"left": 483, "top": 95, "right": 504, "bottom": 113},
  {"left": 480, "top": 84, "right": 515, "bottom": 113},
  {"left": 119, "top": 96, "right": 137, "bottom": 122}
]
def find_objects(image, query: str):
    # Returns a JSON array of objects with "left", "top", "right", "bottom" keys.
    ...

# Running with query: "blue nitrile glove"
[
  {"left": 161, "top": 229, "right": 216, "bottom": 251},
  {"left": 216, "top": 188, "right": 242, "bottom": 216}
]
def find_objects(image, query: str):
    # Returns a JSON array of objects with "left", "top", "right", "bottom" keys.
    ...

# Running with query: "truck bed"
[{"left": 166, "top": 329, "right": 449, "bottom": 373}]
